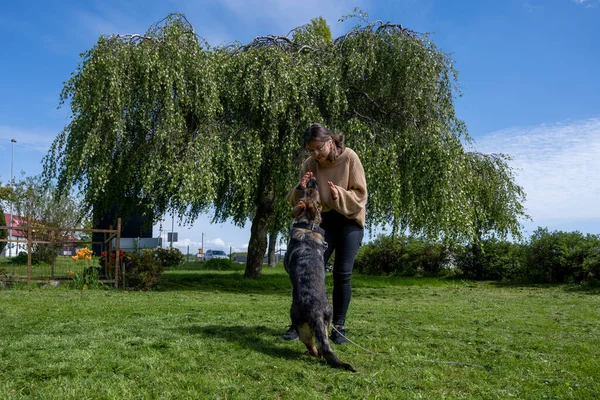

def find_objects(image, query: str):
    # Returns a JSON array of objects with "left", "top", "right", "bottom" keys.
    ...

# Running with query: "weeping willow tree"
[{"left": 44, "top": 12, "right": 526, "bottom": 278}]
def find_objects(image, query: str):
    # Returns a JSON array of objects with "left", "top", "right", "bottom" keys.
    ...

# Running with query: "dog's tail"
[{"left": 312, "top": 318, "right": 356, "bottom": 372}]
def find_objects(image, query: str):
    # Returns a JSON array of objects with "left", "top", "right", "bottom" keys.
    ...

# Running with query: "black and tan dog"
[{"left": 284, "top": 178, "right": 355, "bottom": 372}]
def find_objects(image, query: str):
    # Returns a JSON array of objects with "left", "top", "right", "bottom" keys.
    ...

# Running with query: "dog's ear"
[{"left": 293, "top": 201, "right": 306, "bottom": 219}]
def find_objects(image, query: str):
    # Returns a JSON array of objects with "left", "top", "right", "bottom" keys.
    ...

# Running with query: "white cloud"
[
  {"left": 0, "top": 125, "right": 55, "bottom": 153},
  {"left": 475, "top": 117, "right": 600, "bottom": 233},
  {"left": 572, "top": 0, "right": 598, "bottom": 8},
  {"left": 209, "top": 0, "right": 367, "bottom": 37}
]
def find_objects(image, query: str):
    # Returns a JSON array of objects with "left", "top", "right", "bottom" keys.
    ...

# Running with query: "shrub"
[
  {"left": 582, "top": 249, "right": 600, "bottom": 284},
  {"left": 153, "top": 247, "right": 185, "bottom": 267},
  {"left": 355, "top": 235, "right": 405, "bottom": 275},
  {"left": 355, "top": 235, "right": 450, "bottom": 276},
  {"left": 454, "top": 239, "right": 525, "bottom": 281},
  {"left": 32, "top": 245, "right": 57, "bottom": 265},
  {"left": 521, "top": 228, "right": 600, "bottom": 284},
  {"left": 10, "top": 251, "right": 37, "bottom": 265},
  {"left": 121, "top": 251, "right": 164, "bottom": 290}
]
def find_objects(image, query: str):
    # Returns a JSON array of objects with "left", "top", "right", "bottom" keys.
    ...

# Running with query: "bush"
[
  {"left": 355, "top": 235, "right": 405, "bottom": 275},
  {"left": 121, "top": 251, "right": 164, "bottom": 290},
  {"left": 355, "top": 235, "right": 450, "bottom": 276},
  {"left": 152, "top": 247, "right": 185, "bottom": 267},
  {"left": 32, "top": 245, "right": 57, "bottom": 265},
  {"left": 521, "top": 228, "right": 600, "bottom": 284},
  {"left": 454, "top": 239, "right": 524, "bottom": 281},
  {"left": 10, "top": 251, "right": 37, "bottom": 265}
]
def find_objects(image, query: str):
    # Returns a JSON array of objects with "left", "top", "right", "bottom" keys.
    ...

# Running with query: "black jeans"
[{"left": 321, "top": 211, "right": 364, "bottom": 327}]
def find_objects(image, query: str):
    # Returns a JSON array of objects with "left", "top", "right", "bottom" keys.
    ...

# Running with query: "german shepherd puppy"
[{"left": 284, "top": 178, "right": 355, "bottom": 372}]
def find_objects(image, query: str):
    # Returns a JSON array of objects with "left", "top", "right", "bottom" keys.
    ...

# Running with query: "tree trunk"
[
  {"left": 245, "top": 178, "right": 275, "bottom": 278},
  {"left": 267, "top": 232, "right": 277, "bottom": 268}
]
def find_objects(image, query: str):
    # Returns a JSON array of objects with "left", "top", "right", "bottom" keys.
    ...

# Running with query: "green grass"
[
  {"left": 0, "top": 256, "right": 98, "bottom": 280},
  {"left": 1, "top": 266, "right": 599, "bottom": 399}
]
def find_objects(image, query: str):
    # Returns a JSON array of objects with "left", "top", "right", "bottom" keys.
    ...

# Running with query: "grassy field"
[{"left": 1, "top": 264, "right": 599, "bottom": 399}]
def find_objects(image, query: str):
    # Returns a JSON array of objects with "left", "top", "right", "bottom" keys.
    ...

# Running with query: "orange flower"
[
  {"left": 71, "top": 256, "right": 79, "bottom": 261},
  {"left": 85, "top": 255, "right": 92, "bottom": 261},
  {"left": 101, "top": 251, "right": 107, "bottom": 257},
  {"left": 68, "top": 270, "right": 75, "bottom": 276}
]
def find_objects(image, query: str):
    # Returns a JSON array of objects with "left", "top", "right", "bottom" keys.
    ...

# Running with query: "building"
[{"left": 2, "top": 213, "right": 26, "bottom": 257}]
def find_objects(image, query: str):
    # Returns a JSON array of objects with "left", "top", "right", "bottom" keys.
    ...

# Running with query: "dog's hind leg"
[
  {"left": 297, "top": 323, "right": 319, "bottom": 356},
  {"left": 312, "top": 318, "right": 356, "bottom": 372}
]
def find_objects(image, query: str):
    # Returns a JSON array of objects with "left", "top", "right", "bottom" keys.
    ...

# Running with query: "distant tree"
[
  {"left": 292, "top": 16, "right": 332, "bottom": 45},
  {"left": 44, "top": 11, "right": 526, "bottom": 278},
  {"left": 11, "top": 176, "right": 89, "bottom": 263}
]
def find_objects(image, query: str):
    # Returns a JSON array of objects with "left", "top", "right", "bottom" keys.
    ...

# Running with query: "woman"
[{"left": 282, "top": 123, "right": 368, "bottom": 344}]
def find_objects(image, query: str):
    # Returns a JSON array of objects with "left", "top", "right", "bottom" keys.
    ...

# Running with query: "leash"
[
  {"left": 331, "top": 325, "right": 387, "bottom": 356},
  {"left": 330, "top": 326, "right": 492, "bottom": 371}
]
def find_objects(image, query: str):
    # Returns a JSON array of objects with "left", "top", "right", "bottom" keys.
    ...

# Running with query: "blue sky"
[{"left": 1, "top": 0, "right": 599, "bottom": 253}]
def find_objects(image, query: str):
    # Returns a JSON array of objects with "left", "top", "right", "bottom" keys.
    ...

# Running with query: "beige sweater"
[{"left": 286, "top": 148, "right": 368, "bottom": 227}]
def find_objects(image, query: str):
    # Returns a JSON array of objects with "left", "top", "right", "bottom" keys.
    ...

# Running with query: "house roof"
[{"left": 3, "top": 213, "right": 25, "bottom": 237}]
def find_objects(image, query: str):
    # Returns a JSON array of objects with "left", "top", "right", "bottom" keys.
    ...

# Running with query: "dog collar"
[{"left": 291, "top": 222, "right": 326, "bottom": 236}]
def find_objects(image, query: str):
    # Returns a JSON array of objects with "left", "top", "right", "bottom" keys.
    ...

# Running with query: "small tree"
[{"left": 11, "top": 176, "right": 89, "bottom": 263}]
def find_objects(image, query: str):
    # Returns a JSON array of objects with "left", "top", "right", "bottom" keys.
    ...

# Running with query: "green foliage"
[
  {"left": 454, "top": 239, "right": 525, "bottom": 281},
  {"left": 44, "top": 12, "right": 526, "bottom": 278},
  {"left": 355, "top": 235, "right": 450, "bottom": 276},
  {"left": 121, "top": 251, "right": 165, "bottom": 290},
  {"left": 522, "top": 228, "right": 600, "bottom": 284},
  {"left": 10, "top": 175, "right": 89, "bottom": 264},
  {"left": 153, "top": 247, "right": 185, "bottom": 267},
  {"left": 292, "top": 16, "right": 332, "bottom": 46},
  {"left": 9, "top": 252, "right": 36, "bottom": 265},
  {"left": 356, "top": 230, "right": 600, "bottom": 285},
  {"left": 70, "top": 266, "right": 105, "bottom": 290}
]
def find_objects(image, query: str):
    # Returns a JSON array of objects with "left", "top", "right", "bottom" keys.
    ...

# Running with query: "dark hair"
[{"left": 303, "top": 123, "right": 345, "bottom": 161}]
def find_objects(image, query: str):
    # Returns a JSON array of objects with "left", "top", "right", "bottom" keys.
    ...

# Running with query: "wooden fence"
[{"left": 0, "top": 218, "right": 122, "bottom": 287}]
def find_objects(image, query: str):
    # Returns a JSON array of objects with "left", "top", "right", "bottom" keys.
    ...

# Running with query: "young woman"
[{"left": 282, "top": 123, "right": 368, "bottom": 344}]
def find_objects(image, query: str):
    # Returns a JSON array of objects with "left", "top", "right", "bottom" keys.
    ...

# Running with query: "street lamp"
[{"left": 8, "top": 139, "right": 16, "bottom": 256}]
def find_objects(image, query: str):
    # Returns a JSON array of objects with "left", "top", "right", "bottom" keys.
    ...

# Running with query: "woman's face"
[{"left": 305, "top": 138, "right": 332, "bottom": 163}]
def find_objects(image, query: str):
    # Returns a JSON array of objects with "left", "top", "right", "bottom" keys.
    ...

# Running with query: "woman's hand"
[
  {"left": 299, "top": 171, "right": 313, "bottom": 189},
  {"left": 328, "top": 181, "right": 339, "bottom": 200}
]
